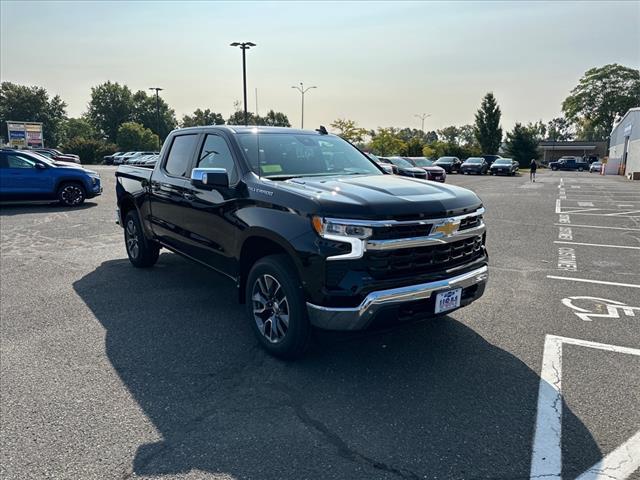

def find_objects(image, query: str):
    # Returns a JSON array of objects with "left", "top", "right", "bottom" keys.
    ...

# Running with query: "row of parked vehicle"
[
  {"left": 367, "top": 154, "right": 522, "bottom": 181},
  {"left": 103, "top": 151, "right": 159, "bottom": 166}
]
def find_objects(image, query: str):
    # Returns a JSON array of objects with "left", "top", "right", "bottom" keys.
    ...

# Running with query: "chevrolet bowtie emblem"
[{"left": 433, "top": 220, "right": 460, "bottom": 236}]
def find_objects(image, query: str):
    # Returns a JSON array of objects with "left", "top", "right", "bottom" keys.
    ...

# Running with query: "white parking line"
[
  {"left": 553, "top": 223, "right": 640, "bottom": 232},
  {"left": 578, "top": 202, "right": 594, "bottom": 207},
  {"left": 546, "top": 276, "right": 640, "bottom": 289},
  {"left": 554, "top": 241, "right": 640, "bottom": 250},
  {"left": 530, "top": 335, "right": 640, "bottom": 480}
]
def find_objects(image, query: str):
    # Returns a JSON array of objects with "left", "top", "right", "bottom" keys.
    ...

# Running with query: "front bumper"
[{"left": 307, "top": 265, "right": 488, "bottom": 330}]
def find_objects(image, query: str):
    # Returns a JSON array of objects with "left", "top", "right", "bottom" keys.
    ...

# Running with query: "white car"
[{"left": 589, "top": 161, "right": 602, "bottom": 173}]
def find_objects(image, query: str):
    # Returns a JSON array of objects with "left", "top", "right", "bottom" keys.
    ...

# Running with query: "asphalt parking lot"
[{"left": 1, "top": 167, "right": 639, "bottom": 480}]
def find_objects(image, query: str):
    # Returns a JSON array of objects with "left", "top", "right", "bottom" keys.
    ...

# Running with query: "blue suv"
[{"left": 0, "top": 149, "right": 102, "bottom": 206}]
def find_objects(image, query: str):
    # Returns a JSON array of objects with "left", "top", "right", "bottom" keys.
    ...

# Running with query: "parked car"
[
  {"left": 124, "top": 152, "right": 158, "bottom": 164},
  {"left": 31, "top": 148, "right": 81, "bottom": 164},
  {"left": 104, "top": 152, "right": 124, "bottom": 165},
  {"left": 434, "top": 156, "right": 462, "bottom": 173},
  {"left": 116, "top": 126, "right": 488, "bottom": 358},
  {"left": 489, "top": 158, "right": 519, "bottom": 176},
  {"left": 549, "top": 157, "right": 589, "bottom": 171},
  {"left": 404, "top": 157, "right": 446, "bottom": 182},
  {"left": 0, "top": 149, "right": 102, "bottom": 206},
  {"left": 460, "top": 157, "right": 489, "bottom": 175},
  {"left": 367, "top": 154, "right": 397, "bottom": 174},
  {"left": 589, "top": 161, "right": 603, "bottom": 173},
  {"left": 141, "top": 155, "right": 160, "bottom": 167},
  {"left": 382, "top": 157, "right": 428, "bottom": 179},
  {"left": 481, "top": 154, "right": 502, "bottom": 166}
]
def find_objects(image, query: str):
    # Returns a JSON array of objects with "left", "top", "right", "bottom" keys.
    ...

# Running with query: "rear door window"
[{"left": 164, "top": 134, "right": 199, "bottom": 177}]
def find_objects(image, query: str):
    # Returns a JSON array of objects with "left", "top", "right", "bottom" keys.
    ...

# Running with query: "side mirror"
[
  {"left": 191, "top": 168, "right": 229, "bottom": 189},
  {"left": 35, "top": 163, "right": 47, "bottom": 170}
]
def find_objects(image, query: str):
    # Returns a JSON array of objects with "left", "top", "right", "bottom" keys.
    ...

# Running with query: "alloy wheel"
[
  {"left": 252, "top": 274, "right": 290, "bottom": 343},
  {"left": 125, "top": 219, "right": 139, "bottom": 259},
  {"left": 61, "top": 185, "right": 84, "bottom": 205}
]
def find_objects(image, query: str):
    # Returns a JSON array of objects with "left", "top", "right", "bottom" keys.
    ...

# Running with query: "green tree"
[
  {"left": 330, "top": 118, "right": 367, "bottom": 144},
  {"left": 117, "top": 122, "right": 159, "bottom": 151},
  {"left": 61, "top": 137, "right": 117, "bottom": 164},
  {"left": 546, "top": 117, "right": 573, "bottom": 141},
  {"left": 474, "top": 92, "right": 503, "bottom": 154},
  {"left": 131, "top": 90, "right": 177, "bottom": 140},
  {"left": 562, "top": 64, "right": 640, "bottom": 142},
  {"left": 505, "top": 123, "right": 539, "bottom": 167},
  {"left": 181, "top": 108, "right": 225, "bottom": 127},
  {"left": 526, "top": 120, "right": 547, "bottom": 142},
  {"left": 63, "top": 117, "right": 96, "bottom": 142},
  {"left": 87, "top": 81, "right": 133, "bottom": 143},
  {"left": 369, "top": 127, "right": 406, "bottom": 156},
  {"left": 437, "top": 126, "right": 460, "bottom": 144},
  {"left": 258, "top": 110, "right": 291, "bottom": 127},
  {"left": 0, "top": 82, "right": 67, "bottom": 146}
]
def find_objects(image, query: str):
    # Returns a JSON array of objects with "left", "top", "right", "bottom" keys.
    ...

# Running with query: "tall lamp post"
[
  {"left": 230, "top": 42, "right": 256, "bottom": 126},
  {"left": 291, "top": 82, "right": 317, "bottom": 129},
  {"left": 149, "top": 87, "right": 163, "bottom": 150},
  {"left": 414, "top": 113, "right": 431, "bottom": 132}
]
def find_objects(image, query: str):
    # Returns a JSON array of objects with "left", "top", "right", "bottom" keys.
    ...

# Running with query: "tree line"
[
  {"left": 0, "top": 81, "right": 291, "bottom": 163},
  {"left": 331, "top": 63, "right": 639, "bottom": 167},
  {"left": 0, "top": 63, "right": 637, "bottom": 165}
]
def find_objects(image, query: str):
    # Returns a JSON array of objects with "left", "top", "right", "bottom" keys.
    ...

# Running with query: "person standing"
[{"left": 530, "top": 159, "right": 538, "bottom": 182}]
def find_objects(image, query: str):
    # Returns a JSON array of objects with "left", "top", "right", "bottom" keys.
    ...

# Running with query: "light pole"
[
  {"left": 291, "top": 82, "right": 317, "bottom": 129},
  {"left": 414, "top": 113, "right": 431, "bottom": 132},
  {"left": 230, "top": 42, "right": 256, "bottom": 126},
  {"left": 149, "top": 87, "right": 163, "bottom": 149}
]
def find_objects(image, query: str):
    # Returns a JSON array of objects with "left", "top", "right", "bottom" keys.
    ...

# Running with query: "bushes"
[{"left": 61, "top": 137, "right": 117, "bottom": 164}]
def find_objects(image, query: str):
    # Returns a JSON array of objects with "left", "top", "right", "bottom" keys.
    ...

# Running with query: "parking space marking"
[
  {"left": 575, "top": 430, "right": 640, "bottom": 480},
  {"left": 558, "top": 227, "right": 573, "bottom": 240},
  {"left": 546, "top": 275, "right": 640, "bottom": 289},
  {"left": 530, "top": 335, "right": 640, "bottom": 480},
  {"left": 578, "top": 202, "right": 595, "bottom": 207},
  {"left": 554, "top": 241, "right": 640, "bottom": 250},
  {"left": 557, "top": 247, "right": 578, "bottom": 271},
  {"left": 553, "top": 223, "right": 640, "bottom": 231},
  {"left": 562, "top": 296, "right": 639, "bottom": 322}
]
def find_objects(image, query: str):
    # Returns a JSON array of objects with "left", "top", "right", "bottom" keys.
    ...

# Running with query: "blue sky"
[{"left": 1, "top": 1, "right": 638, "bottom": 131}]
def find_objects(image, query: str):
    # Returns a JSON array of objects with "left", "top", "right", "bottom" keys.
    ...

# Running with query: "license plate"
[{"left": 435, "top": 288, "right": 462, "bottom": 314}]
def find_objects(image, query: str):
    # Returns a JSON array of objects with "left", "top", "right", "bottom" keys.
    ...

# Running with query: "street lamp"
[
  {"left": 291, "top": 82, "right": 317, "bottom": 129},
  {"left": 149, "top": 87, "right": 163, "bottom": 149},
  {"left": 230, "top": 42, "right": 256, "bottom": 126},
  {"left": 414, "top": 113, "right": 431, "bottom": 132}
]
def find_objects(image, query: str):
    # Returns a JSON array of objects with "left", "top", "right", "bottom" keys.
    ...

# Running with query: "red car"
[
  {"left": 404, "top": 157, "right": 447, "bottom": 182},
  {"left": 32, "top": 148, "right": 81, "bottom": 164}
]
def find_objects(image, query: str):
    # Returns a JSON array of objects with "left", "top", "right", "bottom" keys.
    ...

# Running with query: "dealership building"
[
  {"left": 538, "top": 140, "right": 607, "bottom": 164},
  {"left": 608, "top": 107, "right": 640, "bottom": 179}
]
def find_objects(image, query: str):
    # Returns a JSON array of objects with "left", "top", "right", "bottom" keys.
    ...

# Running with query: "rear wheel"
[
  {"left": 246, "top": 254, "right": 311, "bottom": 359},
  {"left": 57, "top": 182, "right": 86, "bottom": 206},
  {"left": 124, "top": 210, "right": 159, "bottom": 268},
  {"left": 578, "top": 167, "right": 584, "bottom": 172}
]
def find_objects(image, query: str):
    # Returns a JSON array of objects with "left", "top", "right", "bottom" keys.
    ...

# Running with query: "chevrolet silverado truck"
[{"left": 115, "top": 126, "right": 488, "bottom": 358}]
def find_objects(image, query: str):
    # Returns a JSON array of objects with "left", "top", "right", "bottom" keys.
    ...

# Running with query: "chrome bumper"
[{"left": 307, "top": 265, "right": 488, "bottom": 330}]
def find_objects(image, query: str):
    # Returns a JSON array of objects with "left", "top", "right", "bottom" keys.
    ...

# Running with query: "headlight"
[{"left": 312, "top": 216, "right": 372, "bottom": 239}]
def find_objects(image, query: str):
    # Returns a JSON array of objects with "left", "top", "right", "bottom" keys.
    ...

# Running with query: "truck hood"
[{"left": 272, "top": 174, "right": 482, "bottom": 219}]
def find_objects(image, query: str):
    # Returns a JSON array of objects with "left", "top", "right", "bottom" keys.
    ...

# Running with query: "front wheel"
[
  {"left": 124, "top": 210, "right": 160, "bottom": 268},
  {"left": 246, "top": 254, "right": 311, "bottom": 359},
  {"left": 57, "top": 182, "right": 86, "bottom": 206},
  {"left": 578, "top": 167, "right": 584, "bottom": 172}
]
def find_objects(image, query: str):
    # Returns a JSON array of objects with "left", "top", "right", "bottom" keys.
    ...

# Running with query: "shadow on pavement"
[
  {"left": 0, "top": 202, "right": 97, "bottom": 215},
  {"left": 73, "top": 253, "right": 601, "bottom": 479}
]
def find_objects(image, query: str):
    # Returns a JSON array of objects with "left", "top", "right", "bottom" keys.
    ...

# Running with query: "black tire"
[
  {"left": 551, "top": 167, "right": 557, "bottom": 171},
  {"left": 124, "top": 210, "right": 160, "bottom": 268},
  {"left": 57, "top": 182, "right": 86, "bottom": 206},
  {"left": 578, "top": 167, "right": 584, "bottom": 172},
  {"left": 245, "top": 254, "right": 311, "bottom": 359}
]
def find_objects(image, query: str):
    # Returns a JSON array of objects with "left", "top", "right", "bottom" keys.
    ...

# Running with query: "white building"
[{"left": 608, "top": 107, "right": 640, "bottom": 179}]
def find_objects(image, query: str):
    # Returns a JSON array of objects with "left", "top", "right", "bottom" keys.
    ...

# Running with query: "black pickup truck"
[
  {"left": 549, "top": 157, "right": 589, "bottom": 171},
  {"left": 116, "top": 126, "right": 488, "bottom": 358}
]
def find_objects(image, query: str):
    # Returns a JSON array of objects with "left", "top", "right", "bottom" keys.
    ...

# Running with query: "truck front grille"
[{"left": 325, "top": 235, "right": 485, "bottom": 286}]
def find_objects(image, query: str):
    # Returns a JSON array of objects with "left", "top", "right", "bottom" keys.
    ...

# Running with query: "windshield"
[
  {"left": 494, "top": 159, "right": 512, "bottom": 165},
  {"left": 436, "top": 157, "right": 454, "bottom": 163},
  {"left": 413, "top": 158, "right": 434, "bottom": 166},
  {"left": 238, "top": 133, "right": 381, "bottom": 179},
  {"left": 387, "top": 157, "right": 414, "bottom": 168},
  {"left": 20, "top": 151, "right": 56, "bottom": 166},
  {"left": 465, "top": 158, "right": 483, "bottom": 163}
]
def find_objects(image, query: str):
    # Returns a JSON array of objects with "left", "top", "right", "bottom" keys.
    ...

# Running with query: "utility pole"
[
  {"left": 149, "top": 87, "right": 163, "bottom": 150},
  {"left": 230, "top": 42, "right": 256, "bottom": 126},
  {"left": 291, "top": 82, "right": 317, "bottom": 129},
  {"left": 414, "top": 113, "right": 431, "bottom": 132}
]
